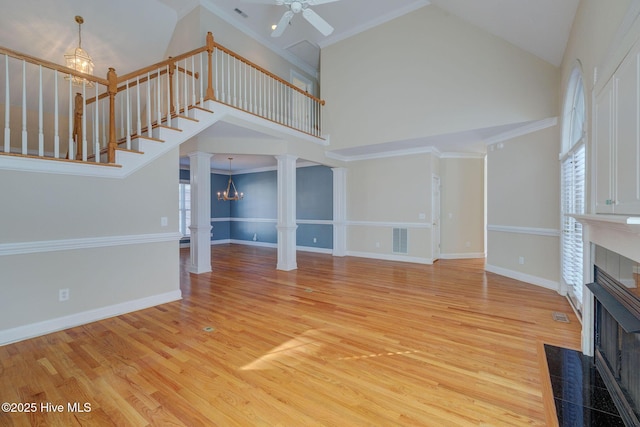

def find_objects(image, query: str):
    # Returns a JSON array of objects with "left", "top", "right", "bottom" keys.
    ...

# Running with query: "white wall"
[
  {"left": 486, "top": 125, "right": 561, "bottom": 290},
  {"left": 0, "top": 149, "right": 181, "bottom": 344},
  {"left": 321, "top": 4, "right": 560, "bottom": 152},
  {"left": 440, "top": 157, "right": 485, "bottom": 258},
  {"left": 346, "top": 154, "right": 433, "bottom": 263}
]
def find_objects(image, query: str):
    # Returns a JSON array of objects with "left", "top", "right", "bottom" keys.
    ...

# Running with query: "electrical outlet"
[
  {"left": 313, "top": 237, "right": 317, "bottom": 243},
  {"left": 160, "top": 217, "right": 168, "bottom": 227},
  {"left": 465, "top": 241, "right": 471, "bottom": 248},
  {"left": 375, "top": 242, "right": 380, "bottom": 248},
  {"left": 59, "top": 288, "right": 70, "bottom": 302},
  {"left": 518, "top": 256, "right": 525, "bottom": 265},
  {"left": 419, "top": 213, "right": 426, "bottom": 220}
]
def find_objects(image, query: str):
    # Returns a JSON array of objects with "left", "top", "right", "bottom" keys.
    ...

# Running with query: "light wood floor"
[{"left": 1, "top": 245, "right": 581, "bottom": 426}]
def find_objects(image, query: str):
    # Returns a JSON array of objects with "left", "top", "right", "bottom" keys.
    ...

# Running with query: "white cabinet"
[
  {"left": 594, "top": 78, "right": 614, "bottom": 213},
  {"left": 594, "top": 46, "right": 640, "bottom": 214}
]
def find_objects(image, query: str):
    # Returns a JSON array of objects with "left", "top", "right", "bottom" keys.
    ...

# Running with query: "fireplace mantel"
[{"left": 571, "top": 214, "right": 640, "bottom": 265}]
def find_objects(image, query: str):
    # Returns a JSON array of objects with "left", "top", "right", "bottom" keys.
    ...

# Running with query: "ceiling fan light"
[{"left": 290, "top": 1, "right": 303, "bottom": 13}]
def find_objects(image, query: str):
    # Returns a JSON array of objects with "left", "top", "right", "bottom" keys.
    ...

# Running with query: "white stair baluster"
[
  {"left": 94, "top": 83, "right": 99, "bottom": 161},
  {"left": 3, "top": 55, "right": 9, "bottom": 153},
  {"left": 54, "top": 70, "right": 59, "bottom": 158},
  {"left": 102, "top": 96, "right": 106, "bottom": 144},
  {"left": 166, "top": 65, "right": 171, "bottom": 128},
  {"left": 82, "top": 81, "right": 87, "bottom": 161},
  {"left": 136, "top": 76, "right": 141, "bottom": 137},
  {"left": 157, "top": 68, "right": 162, "bottom": 126},
  {"left": 68, "top": 75, "right": 74, "bottom": 160},
  {"left": 38, "top": 66, "right": 43, "bottom": 156},
  {"left": 191, "top": 56, "right": 196, "bottom": 108},
  {"left": 119, "top": 92, "right": 124, "bottom": 140},
  {"left": 216, "top": 50, "right": 220, "bottom": 102},
  {"left": 176, "top": 62, "right": 181, "bottom": 118},
  {"left": 199, "top": 52, "right": 204, "bottom": 105},
  {"left": 126, "top": 81, "right": 131, "bottom": 150},
  {"left": 21, "top": 60, "right": 27, "bottom": 155},
  {"left": 147, "top": 72, "right": 152, "bottom": 137},
  {"left": 183, "top": 59, "right": 188, "bottom": 115}
]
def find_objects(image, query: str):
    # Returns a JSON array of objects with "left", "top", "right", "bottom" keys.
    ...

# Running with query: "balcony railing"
[{"left": 0, "top": 32, "right": 325, "bottom": 166}]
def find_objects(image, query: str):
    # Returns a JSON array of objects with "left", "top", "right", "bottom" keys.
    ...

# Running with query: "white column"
[
  {"left": 581, "top": 225, "right": 594, "bottom": 356},
  {"left": 188, "top": 151, "right": 213, "bottom": 274},
  {"left": 332, "top": 167, "right": 347, "bottom": 257},
  {"left": 276, "top": 154, "right": 298, "bottom": 271}
]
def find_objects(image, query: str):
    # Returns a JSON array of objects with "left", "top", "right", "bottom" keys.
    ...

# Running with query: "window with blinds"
[
  {"left": 561, "top": 144, "right": 585, "bottom": 312},
  {"left": 560, "top": 66, "right": 586, "bottom": 315},
  {"left": 179, "top": 182, "right": 191, "bottom": 237}
]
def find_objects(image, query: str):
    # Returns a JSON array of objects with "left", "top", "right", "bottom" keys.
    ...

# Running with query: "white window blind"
[{"left": 561, "top": 143, "right": 585, "bottom": 310}]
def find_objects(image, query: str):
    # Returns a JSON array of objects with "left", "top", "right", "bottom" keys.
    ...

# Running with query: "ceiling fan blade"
[
  {"left": 302, "top": 8, "right": 334, "bottom": 36},
  {"left": 271, "top": 10, "right": 294, "bottom": 37},
  {"left": 307, "top": 0, "right": 341, "bottom": 5}
]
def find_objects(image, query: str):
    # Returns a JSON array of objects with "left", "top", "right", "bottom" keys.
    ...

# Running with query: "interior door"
[{"left": 432, "top": 175, "right": 441, "bottom": 262}]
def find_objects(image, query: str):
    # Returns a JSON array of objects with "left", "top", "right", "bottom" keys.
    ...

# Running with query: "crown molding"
[
  {"left": 484, "top": 117, "right": 558, "bottom": 146},
  {"left": 318, "top": 0, "right": 431, "bottom": 48},
  {"left": 440, "top": 152, "right": 486, "bottom": 159},
  {"left": 325, "top": 145, "right": 440, "bottom": 162}
]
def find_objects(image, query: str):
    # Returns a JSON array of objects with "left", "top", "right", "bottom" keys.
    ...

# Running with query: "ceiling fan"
[{"left": 244, "top": 0, "right": 340, "bottom": 37}]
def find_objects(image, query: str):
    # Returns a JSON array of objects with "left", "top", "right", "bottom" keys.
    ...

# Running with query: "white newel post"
[
  {"left": 332, "top": 167, "right": 347, "bottom": 257},
  {"left": 276, "top": 154, "right": 298, "bottom": 271},
  {"left": 188, "top": 151, "right": 212, "bottom": 274}
]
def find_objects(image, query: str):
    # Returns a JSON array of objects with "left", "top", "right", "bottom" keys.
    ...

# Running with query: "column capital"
[
  {"left": 275, "top": 154, "right": 299, "bottom": 163},
  {"left": 188, "top": 151, "right": 213, "bottom": 160}
]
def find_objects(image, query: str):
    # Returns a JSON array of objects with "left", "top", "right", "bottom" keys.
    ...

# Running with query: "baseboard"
[
  {"left": 485, "top": 264, "right": 560, "bottom": 292},
  {"left": 296, "top": 245, "right": 333, "bottom": 254},
  {"left": 439, "top": 252, "right": 486, "bottom": 260},
  {"left": 210, "top": 240, "right": 332, "bottom": 253},
  {"left": 346, "top": 251, "right": 432, "bottom": 265},
  {"left": 0, "top": 290, "right": 182, "bottom": 346},
  {"left": 229, "top": 239, "right": 277, "bottom": 248}
]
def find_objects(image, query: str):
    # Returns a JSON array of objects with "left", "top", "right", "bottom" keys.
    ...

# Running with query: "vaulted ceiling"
[{"left": 1, "top": 0, "right": 580, "bottom": 169}]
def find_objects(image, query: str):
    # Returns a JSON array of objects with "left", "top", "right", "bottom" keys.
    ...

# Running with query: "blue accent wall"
[
  {"left": 297, "top": 224, "right": 333, "bottom": 248},
  {"left": 181, "top": 165, "right": 333, "bottom": 249},
  {"left": 230, "top": 171, "right": 277, "bottom": 219},
  {"left": 297, "top": 166, "right": 333, "bottom": 220}
]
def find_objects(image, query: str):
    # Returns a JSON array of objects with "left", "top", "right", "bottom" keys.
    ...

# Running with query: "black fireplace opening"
[{"left": 588, "top": 261, "right": 640, "bottom": 427}]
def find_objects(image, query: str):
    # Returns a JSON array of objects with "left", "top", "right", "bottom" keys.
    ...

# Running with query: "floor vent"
[
  {"left": 392, "top": 228, "right": 408, "bottom": 254},
  {"left": 552, "top": 312, "right": 570, "bottom": 323}
]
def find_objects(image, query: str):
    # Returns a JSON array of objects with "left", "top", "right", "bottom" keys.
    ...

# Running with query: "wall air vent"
[
  {"left": 392, "top": 228, "right": 408, "bottom": 254},
  {"left": 234, "top": 8, "right": 248, "bottom": 18}
]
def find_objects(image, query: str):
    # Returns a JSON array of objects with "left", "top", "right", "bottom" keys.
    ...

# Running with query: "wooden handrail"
[
  {"left": 0, "top": 46, "right": 109, "bottom": 86},
  {"left": 85, "top": 67, "right": 198, "bottom": 105},
  {"left": 213, "top": 42, "right": 325, "bottom": 105},
  {"left": 117, "top": 46, "right": 208, "bottom": 84}
]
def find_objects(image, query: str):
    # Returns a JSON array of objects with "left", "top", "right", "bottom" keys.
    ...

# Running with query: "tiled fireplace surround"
[{"left": 572, "top": 214, "right": 640, "bottom": 425}]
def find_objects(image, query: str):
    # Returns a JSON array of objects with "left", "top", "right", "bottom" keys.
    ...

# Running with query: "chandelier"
[
  {"left": 64, "top": 16, "right": 94, "bottom": 87},
  {"left": 217, "top": 157, "right": 244, "bottom": 201}
]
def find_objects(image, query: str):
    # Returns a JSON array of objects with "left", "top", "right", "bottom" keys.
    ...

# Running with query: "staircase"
[{"left": 0, "top": 32, "right": 326, "bottom": 178}]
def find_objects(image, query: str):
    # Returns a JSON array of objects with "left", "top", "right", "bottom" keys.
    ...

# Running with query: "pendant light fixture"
[
  {"left": 64, "top": 15, "right": 94, "bottom": 86},
  {"left": 217, "top": 157, "right": 244, "bottom": 201}
]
